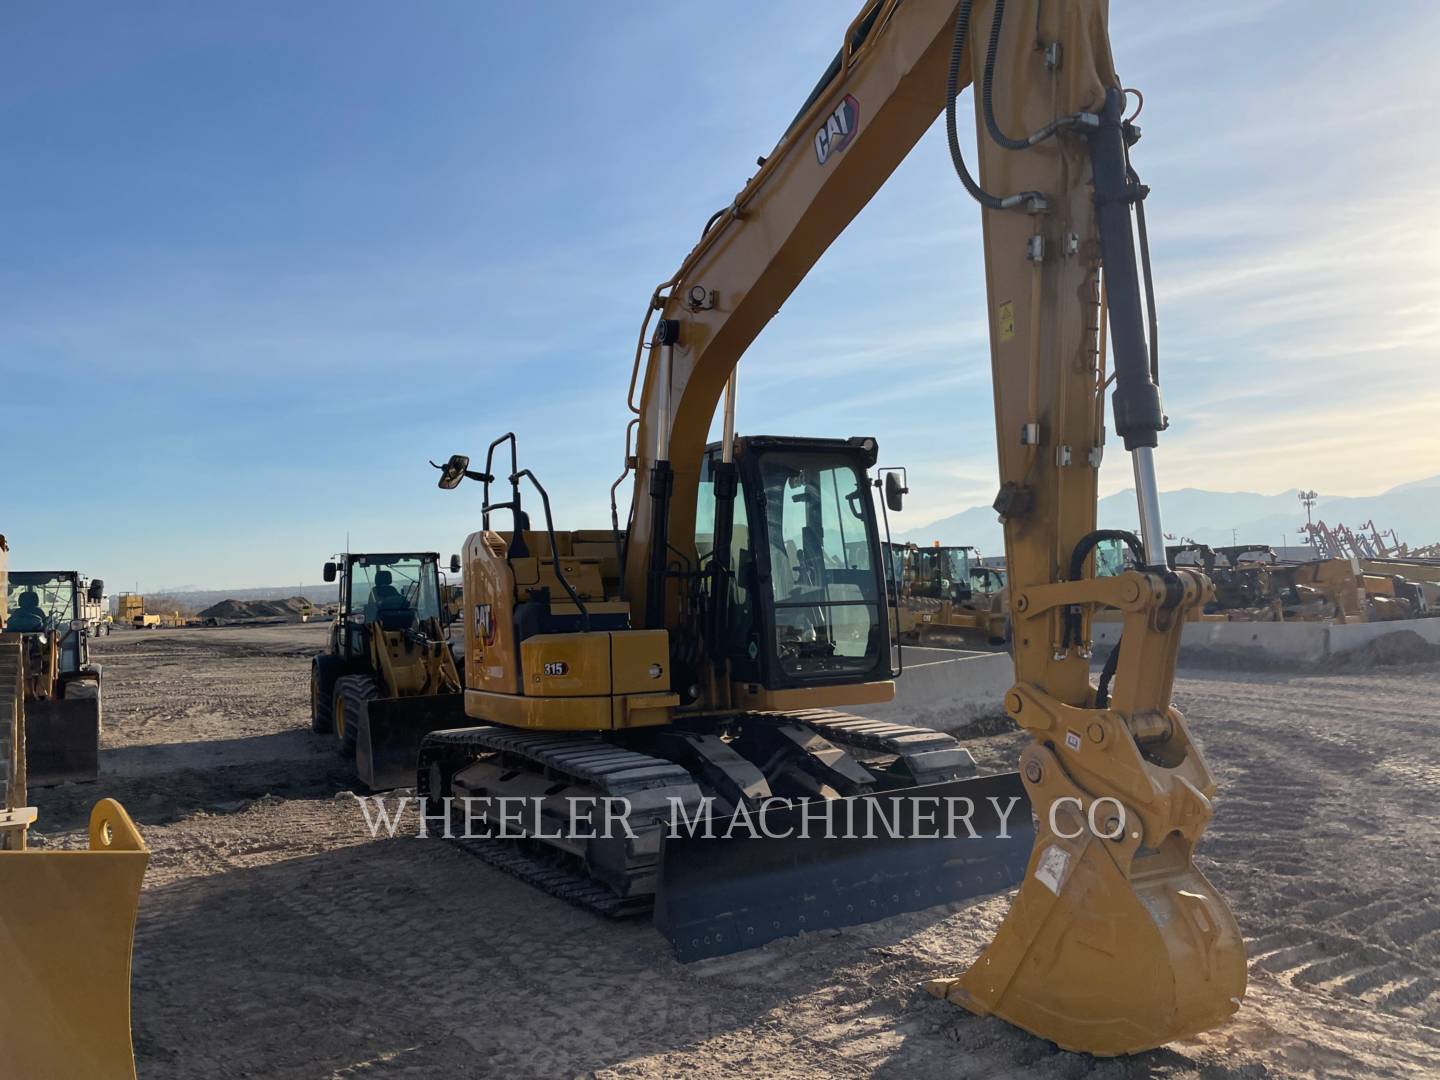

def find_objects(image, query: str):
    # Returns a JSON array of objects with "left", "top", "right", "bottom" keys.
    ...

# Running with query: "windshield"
[
  {"left": 907, "top": 547, "right": 972, "bottom": 601},
  {"left": 346, "top": 557, "right": 441, "bottom": 624},
  {"left": 758, "top": 450, "right": 882, "bottom": 679},
  {"left": 5, "top": 573, "right": 77, "bottom": 633}
]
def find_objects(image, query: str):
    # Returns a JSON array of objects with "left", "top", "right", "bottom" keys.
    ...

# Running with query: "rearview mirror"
[
  {"left": 437, "top": 454, "right": 470, "bottom": 490},
  {"left": 884, "top": 471, "right": 907, "bottom": 513},
  {"left": 88, "top": 579, "right": 105, "bottom": 602},
  {"left": 450, "top": 554, "right": 461, "bottom": 573},
  {"left": 323, "top": 561, "right": 337, "bottom": 583}
]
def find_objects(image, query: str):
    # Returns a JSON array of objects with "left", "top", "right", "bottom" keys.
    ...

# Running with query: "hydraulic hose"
[
  {"left": 981, "top": 0, "right": 1030, "bottom": 150},
  {"left": 1095, "top": 637, "right": 1121, "bottom": 708},
  {"left": 1063, "top": 529, "right": 1145, "bottom": 649},
  {"left": 945, "top": 0, "right": 1003, "bottom": 209},
  {"left": 946, "top": 1, "right": 1049, "bottom": 212},
  {"left": 982, "top": 0, "right": 1096, "bottom": 152}
]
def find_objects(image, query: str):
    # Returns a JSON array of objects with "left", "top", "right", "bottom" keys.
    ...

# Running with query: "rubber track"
[
  {"left": 421, "top": 725, "right": 695, "bottom": 796},
  {"left": 449, "top": 836, "right": 652, "bottom": 919},
  {"left": 775, "top": 708, "right": 966, "bottom": 758}
]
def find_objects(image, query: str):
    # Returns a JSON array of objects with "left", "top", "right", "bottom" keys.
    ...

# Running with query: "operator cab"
[
  {"left": 906, "top": 545, "right": 975, "bottom": 605},
  {"left": 695, "top": 435, "right": 892, "bottom": 692},
  {"left": 323, "top": 553, "right": 446, "bottom": 658},
  {"left": 4, "top": 571, "right": 100, "bottom": 675}
]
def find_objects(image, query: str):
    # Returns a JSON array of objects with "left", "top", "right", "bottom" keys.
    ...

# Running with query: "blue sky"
[{"left": 5, "top": 1, "right": 1438, "bottom": 589}]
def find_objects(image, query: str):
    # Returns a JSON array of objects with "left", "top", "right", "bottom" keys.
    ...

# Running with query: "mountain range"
[{"left": 896, "top": 475, "right": 1440, "bottom": 557}]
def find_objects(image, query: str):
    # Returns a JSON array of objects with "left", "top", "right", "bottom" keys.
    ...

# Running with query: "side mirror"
[
  {"left": 884, "top": 471, "right": 907, "bottom": 513},
  {"left": 450, "top": 554, "right": 461, "bottom": 573},
  {"left": 88, "top": 579, "right": 105, "bottom": 602},
  {"left": 436, "top": 454, "right": 471, "bottom": 490},
  {"left": 323, "top": 562, "right": 337, "bottom": 583}
]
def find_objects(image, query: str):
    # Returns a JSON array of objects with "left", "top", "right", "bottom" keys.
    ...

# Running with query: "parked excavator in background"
[
  {"left": 421, "top": 0, "right": 1243, "bottom": 1056},
  {"left": 0, "top": 534, "right": 149, "bottom": 1079},
  {"left": 4, "top": 569, "right": 105, "bottom": 786},
  {"left": 309, "top": 551, "right": 468, "bottom": 789}
]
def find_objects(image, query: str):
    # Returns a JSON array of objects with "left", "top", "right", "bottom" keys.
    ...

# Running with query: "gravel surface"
[{"left": 28, "top": 624, "right": 1440, "bottom": 1079}]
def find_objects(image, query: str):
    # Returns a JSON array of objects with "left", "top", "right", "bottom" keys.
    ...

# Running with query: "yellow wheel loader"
[
  {"left": 421, "top": 0, "right": 1245, "bottom": 1056},
  {"left": 3, "top": 569, "right": 106, "bottom": 786},
  {"left": 0, "top": 536, "right": 148, "bottom": 1079},
  {"left": 310, "top": 552, "right": 468, "bottom": 789},
  {"left": 887, "top": 542, "right": 1010, "bottom": 645}
]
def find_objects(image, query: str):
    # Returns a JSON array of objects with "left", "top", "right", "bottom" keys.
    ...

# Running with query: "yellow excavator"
[
  {"left": 0, "top": 533, "right": 149, "bottom": 1079},
  {"left": 422, "top": 0, "right": 1243, "bottom": 1055}
]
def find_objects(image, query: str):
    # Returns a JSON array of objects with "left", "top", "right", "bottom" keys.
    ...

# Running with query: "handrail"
[{"left": 512, "top": 469, "right": 590, "bottom": 632}]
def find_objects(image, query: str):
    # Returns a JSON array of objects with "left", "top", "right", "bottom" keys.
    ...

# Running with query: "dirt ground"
[{"left": 29, "top": 624, "right": 1440, "bottom": 1079}]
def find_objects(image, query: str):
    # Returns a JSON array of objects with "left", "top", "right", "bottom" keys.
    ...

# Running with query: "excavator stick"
[
  {"left": 355, "top": 692, "right": 467, "bottom": 791},
  {"left": 656, "top": 773, "right": 1033, "bottom": 961},
  {"left": 0, "top": 798, "right": 149, "bottom": 1079},
  {"left": 25, "top": 694, "right": 101, "bottom": 788}
]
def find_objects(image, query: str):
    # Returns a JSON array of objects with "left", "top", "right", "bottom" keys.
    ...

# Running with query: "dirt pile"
[
  {"left": 197, "top": 596, "right": 311, "bottom": 621},
  {"left": 1334, "top": 628, "right": 1440, "bottom": 668}
]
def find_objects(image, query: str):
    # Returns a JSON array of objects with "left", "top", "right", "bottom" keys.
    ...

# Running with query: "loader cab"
[
  {"left": 907, "top": 546, "right": 975, "bottom": 604},
  {"left": 5, "top": 570, "right": 90, "bottom": 676},
  {"left": 330, "top": 553, "right": 444, "bottom": 660},
  {"left": 695, "top": 435, "right": 891, "bottom": 691}
]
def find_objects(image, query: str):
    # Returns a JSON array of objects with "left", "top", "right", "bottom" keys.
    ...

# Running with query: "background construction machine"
[
  {"left": 309, "top": 551, "right": 466, "bottom": 789},
  {"left": 887, "top": 542, "right": 1009, "bottom": 644},
  {"left": 0, "top": 535, "right": 149, "bottom": 1079},
  {"left": 3, "top": 569, "right": 105, "bottom": 786},
  {"left": 419, "top": 0, "right": 1243, "bottom": 1055}
]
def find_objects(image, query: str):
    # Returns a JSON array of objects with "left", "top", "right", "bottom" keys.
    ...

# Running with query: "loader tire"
[
  {"left": 310, "top": 656, "right": 343, "bottom": 734},
  {"left": 332, "top": 674, "right": 378, "bottom": 760}
]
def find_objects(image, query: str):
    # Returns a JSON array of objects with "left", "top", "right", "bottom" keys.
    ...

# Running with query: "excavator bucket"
[
  {"left": 0, "top": 799, "right": 149, "bottom": 1080},
  {"left": 25, "top": 695, "right": 101, "bottom": 788},
  {"left": 656, "top": 773, "right": 1033, "bottom": 961},
  {"left": 925, "top": 744, "right": 1247, "bottom": 1056},
  {"left": 355, "top": 693, "right": 467, "bottom": 791}
]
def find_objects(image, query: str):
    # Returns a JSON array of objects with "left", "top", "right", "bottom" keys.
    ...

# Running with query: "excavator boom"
[{"left": 616, "top": 0, "right": 1243, "bottom": 1055}]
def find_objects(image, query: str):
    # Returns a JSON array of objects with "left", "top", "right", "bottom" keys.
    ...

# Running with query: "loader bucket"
[
  {"left": 0, "top": 799, "right": 149, "bottom": 1080},
  {"left": 355, "top": 693, "right": 467, "bottom": 791},
  {"left": 26, "top": 695, "right": 100, "bottom": 788},
  {"left": 655, "top": 772, "right": 1032, "bottom": 961}
]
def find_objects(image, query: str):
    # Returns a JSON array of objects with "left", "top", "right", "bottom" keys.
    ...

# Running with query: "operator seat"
[
  {"left": 369, "top": 569, "right": 416, "bottom": 631},
  {"left": 6, "top": 590, "right": 46, "bottom": 633}
]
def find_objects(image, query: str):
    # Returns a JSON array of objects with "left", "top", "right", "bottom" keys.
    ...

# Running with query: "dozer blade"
[
  {"left": 26, "top": 695, "right": 100, "bottom": 788},
  {"left": 925, "top": 744, "right": 1247, "bottom": 1056},
  {"left": 355, "top": 693, "right": 467, "bottom": 791},
  {"left": 0, "top": 799, "right": 149, "bottom": 1080},
  {"left": 656, "top": 773, "right": 1032, "bottom": 961}
]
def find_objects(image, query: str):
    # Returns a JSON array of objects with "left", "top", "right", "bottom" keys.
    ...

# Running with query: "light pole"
[{"left": 1298, "top": 489, "right": 1318, "bottom": 544}]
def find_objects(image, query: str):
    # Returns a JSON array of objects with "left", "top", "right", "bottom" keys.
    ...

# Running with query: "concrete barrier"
[
  {"left": 1094, "top": 614, "right": 1439, "bottom": 664},
  {"left": 853, "top": 647, "right": 1013, "bottom": 731},
  {"left": 1328, "top": 618, "right": 1440, "bottom": 655}
]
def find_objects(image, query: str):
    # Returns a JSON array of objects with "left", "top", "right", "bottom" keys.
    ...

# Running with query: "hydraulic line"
[
  {"left": 945, "top": 0, "right": 1044, "bottom": 212},
  {"left": 1062, "top": 529, "right": 1145, "bottom": 650},
  {"left": 982, "top": 0, "right": 1097, "bottom": 151}
]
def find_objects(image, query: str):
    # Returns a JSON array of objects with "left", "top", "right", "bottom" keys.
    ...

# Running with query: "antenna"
[{"left": 1298, "top": 490, "right": 1318, "bottom": 543}]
